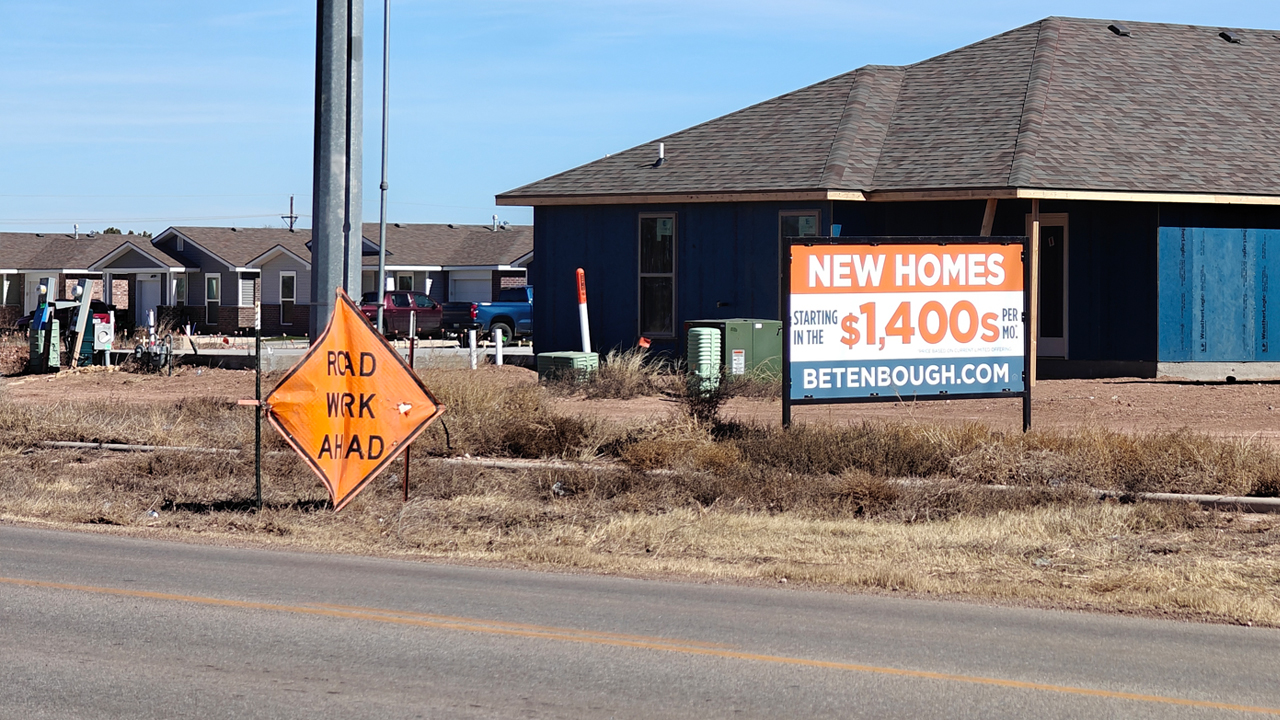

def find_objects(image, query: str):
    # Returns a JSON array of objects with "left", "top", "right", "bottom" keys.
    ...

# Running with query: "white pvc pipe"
[
  {"left": 468, "top": 329, "right": 477, "bottom": 369},
  {"left": 495, "top": 327, "right": 503, "bottom": 366},
  {"left": 577, "top": 267, "right": 591, "bottom": 352}
]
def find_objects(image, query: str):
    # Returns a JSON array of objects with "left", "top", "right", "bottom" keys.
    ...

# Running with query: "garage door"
[{"left": 449, "top": 278, "right": 491, "bottom": 303}]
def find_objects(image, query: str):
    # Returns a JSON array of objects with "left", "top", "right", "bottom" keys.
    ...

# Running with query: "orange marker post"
[{"left": 576, "top": 268, "right": 591, "bottom": 352}]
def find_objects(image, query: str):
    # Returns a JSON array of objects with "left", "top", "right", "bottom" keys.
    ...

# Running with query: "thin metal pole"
[
  {"left": 344, "top": 0, "right": 364, "bottom": 295},
  {"left": 376, "top": 0, "right": 390, "bottom": 333},
  {"left": 255, "top": 303, "right": 263, "bottom": 511},
  {"left": 404, "top": 333, "right": 413, "bottom": 502}
]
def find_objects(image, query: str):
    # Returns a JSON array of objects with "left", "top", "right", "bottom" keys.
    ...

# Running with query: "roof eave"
[{"left": 495, "top": 189, "right": 867, "bottom": 207}]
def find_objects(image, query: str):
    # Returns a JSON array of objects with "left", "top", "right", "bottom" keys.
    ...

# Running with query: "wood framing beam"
[
  {"left": 1015, "top": 188, "right": 1280, "bottom": 205},
  {"left": 980, "top": 198, "right": 997, "bottom": 236},
  {"left": 865, "top": 189, "right": 1019, "bottom": 202}
]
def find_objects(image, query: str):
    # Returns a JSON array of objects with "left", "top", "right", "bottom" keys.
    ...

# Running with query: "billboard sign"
[{"left": 784, "top": 237, "right": 1028, "bottom": 424}]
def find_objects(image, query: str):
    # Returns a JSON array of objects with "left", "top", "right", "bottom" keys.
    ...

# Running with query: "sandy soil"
[{"left": 6, "top": 364, "right": 1280, "bottom": 440}]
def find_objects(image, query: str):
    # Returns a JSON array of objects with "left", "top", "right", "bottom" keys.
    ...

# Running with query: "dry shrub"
[
  {"left": 718, "top": 371, "right": 783, "bottom": 399},
  {"left": 413, "top": 369, "right": 612, "bottom": 460},
  {"left": 0, "top": 397, "right": 250, "bottom": 450},
  {"left": 728, "top": 421, "right": 992, "bottom": 479},
  {"left": 574, "top": 347, "right": 673, "bottom": 400},
  {"left": 0, "top": 343, "right": 28, "bottom": 376},
  {"left": 950, "top": 427, "right": 1280, "bottom": 496},
  {"left": 613, "top": 420, "right": 737, "bottom": 473}
]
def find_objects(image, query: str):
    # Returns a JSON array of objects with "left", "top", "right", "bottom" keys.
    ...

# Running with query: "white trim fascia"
[
  {"left": 442, "top": 264, "right": 515, "bottom": 271},
  {"left": 367, "top": 264, "right": 443, "bottom": 272},
  {"left": 102, "top": 267, "right": 192, "bottom": 274},
  {"left": 510, "top": 250, "right": 534, "bottom": 267}
]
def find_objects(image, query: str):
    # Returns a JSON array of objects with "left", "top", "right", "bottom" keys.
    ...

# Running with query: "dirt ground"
[{"left": 7, "top": 363, "right": 1280, "bottom": 441}]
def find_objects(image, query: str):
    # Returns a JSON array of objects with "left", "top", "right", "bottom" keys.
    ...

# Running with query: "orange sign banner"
[
  {"left": 790, "top": 244, "right": 1023, "bottom": 295},
  {"left": 265, "top": 288, "right": 445, "bottom": 511}
]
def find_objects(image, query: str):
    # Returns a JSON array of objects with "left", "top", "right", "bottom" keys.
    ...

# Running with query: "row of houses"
[
  {"left": 499, "top": 16, "right": 1280, "bottom": 378},
  {"left": 0, "top": 223, "right": 532, "bottom": 335}
]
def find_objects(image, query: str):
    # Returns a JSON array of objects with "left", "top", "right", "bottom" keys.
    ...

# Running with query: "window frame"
[
  {"left": 174, "top": 274, "right": 186, "bottom": 307},
  {"left": 778, "top": 210, "right": 822, "bottom": 317},
  {"left": 637, "top": 212, "right": 677, "bottom": 339},
  {"left": 279, "top": 271, "right": 296, "bottom": 326},
  {"left": 205, "top": 274, "right": 220, "bottom": 326},
  {"left": 396, "top": 273, "right": 414, "bottom": 292}
]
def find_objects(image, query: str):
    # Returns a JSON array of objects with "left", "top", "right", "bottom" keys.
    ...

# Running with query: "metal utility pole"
[
  {"left": 376, "top": 0, "right": 390, "bottom": 333},
  {"left": 311, "top": 0, "right": 364, "bottom": 341}
]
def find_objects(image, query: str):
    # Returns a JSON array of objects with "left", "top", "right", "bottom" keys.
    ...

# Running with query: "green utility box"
[
  {"left": 536, "top": 351, "right": 599, "bottom": 382},
  {"left": 28, "top": 319, "right": 61, "bottom": 372},
  {"left": 684, "top": 318, "right": 784, "bottom": 379}
]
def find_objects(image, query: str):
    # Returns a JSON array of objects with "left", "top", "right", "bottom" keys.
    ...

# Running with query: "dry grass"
[{"left": 1, "top": 368, "right": 1279, "bottom": 626}]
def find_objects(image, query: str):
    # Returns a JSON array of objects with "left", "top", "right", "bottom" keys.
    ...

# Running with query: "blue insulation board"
[{"left": 1158, "top": 227, "right": 1280, "bottom": 361}]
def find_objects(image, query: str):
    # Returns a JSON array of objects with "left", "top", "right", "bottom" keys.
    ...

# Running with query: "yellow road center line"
[
  {"left": 3, "top": 575, "right": 1278, "bottom": 716},
  {"left": 310, "top": 601, "right": 737, "bottom": 650}
]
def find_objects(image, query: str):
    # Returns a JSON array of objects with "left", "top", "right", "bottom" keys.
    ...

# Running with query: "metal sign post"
[
  {"left": 255, "top": 299, "right": 263, "bottom": 511},
  {"left": 783, "top": 236, "right": 1030, "bottom": 431}
]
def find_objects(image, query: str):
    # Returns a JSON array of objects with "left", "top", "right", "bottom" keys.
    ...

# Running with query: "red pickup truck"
[{"left": 359, "top": 291, "right": 442, "bottom": 339}]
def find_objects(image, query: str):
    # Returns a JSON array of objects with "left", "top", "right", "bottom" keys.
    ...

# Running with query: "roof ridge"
[
  {"left": 820, "top": 66, "right": 905, "bottom": 190},
  {"left": 1008, "top": 17, "right": 1061, "bottom": 187}
]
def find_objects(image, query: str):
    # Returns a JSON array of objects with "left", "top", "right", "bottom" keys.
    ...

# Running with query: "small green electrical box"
[
  {"left": 536, "top": 351, "right": 599, "bottom": 382},
  {"left": 683, "top": 318, "right": 783, "bottom": 378}
]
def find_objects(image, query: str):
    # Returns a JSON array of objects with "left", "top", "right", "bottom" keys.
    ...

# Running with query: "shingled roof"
[
  {"left": 498, "top": 17, "right": 1280, "bottom": 203},
  {"left": 165, "top": 227, "right": 314, "bottom": 267},
  {"left": 361, "top": 223, "right": 532, "bottom": 268},
  {"left": 0, "top": 232, "right": 145, "bottom": 271}
]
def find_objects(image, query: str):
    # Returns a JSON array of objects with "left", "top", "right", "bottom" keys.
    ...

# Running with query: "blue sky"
[{"left": 1, "top": 1, "right": 1275, "bottom": 235}]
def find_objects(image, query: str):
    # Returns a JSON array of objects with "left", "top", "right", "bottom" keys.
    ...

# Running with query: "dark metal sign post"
[{"left": 783, "top": 236, "right": 1031, "bottom": 431}]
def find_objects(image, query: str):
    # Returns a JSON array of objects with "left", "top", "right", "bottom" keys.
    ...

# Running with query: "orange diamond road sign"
[{"left": 265, "top": 288, "right": 445, "bottom": 511}]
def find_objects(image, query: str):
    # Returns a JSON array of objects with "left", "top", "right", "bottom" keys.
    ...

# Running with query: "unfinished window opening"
[
  {"left": 779, "top": 210, "right": 821, "bottom": 317},
  {"left": 639, "top": 214, "right": 676, "bottom": 337}
]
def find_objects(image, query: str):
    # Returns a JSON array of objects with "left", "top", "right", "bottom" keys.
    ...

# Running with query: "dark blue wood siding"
[
  {"left": 534, "top": 202, "right": 829, "bottom": 355},
  {"left": 534, "top": 198, "right": 1280, "bottom": 368}
]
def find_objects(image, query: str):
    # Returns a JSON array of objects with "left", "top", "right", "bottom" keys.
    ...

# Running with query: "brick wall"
[
  {"left": 492, "top": 270, "right": 527, "bottom": 299},
  {"left": 260, "top": 303, "right": 310, "bottom": 336}
]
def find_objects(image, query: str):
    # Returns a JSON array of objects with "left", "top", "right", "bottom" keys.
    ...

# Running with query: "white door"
[
  {"left": 24, "top": 279, "right": 39, "bottom": 314},
  {"left": 136, "top": 277, "right": 161, "bottom": 326}
]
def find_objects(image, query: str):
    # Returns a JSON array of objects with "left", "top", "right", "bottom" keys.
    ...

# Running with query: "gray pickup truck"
[{"left": 441, "top": 286, "right": 533, "bottom": 346}]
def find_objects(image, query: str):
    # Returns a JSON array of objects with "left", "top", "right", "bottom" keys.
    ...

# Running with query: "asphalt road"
[{"left": 1, "top": 525, "right": 1277, "bottom": 719}]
